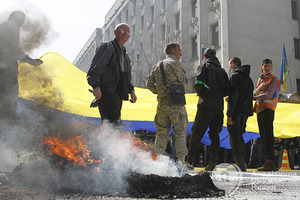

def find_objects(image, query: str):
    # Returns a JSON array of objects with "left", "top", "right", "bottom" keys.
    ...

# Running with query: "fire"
[
  {"left": 40, "top": 133, "right": 101, "bottom": 167},
  {"left": 122, "top": 132, "right": 158, "bottom": 160},
  {"left": 40, "top": 127, "right": 157, "bottom": 169}
]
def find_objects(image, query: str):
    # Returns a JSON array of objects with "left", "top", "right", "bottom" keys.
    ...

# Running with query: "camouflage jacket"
[{"left": 146, "top": 54, "right": 188, "bottom": 101}]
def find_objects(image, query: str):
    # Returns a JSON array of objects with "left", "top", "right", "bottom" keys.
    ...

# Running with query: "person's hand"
[
  {"left": 254, "top": 82, "right": 269, "bottom": 96},
  {"left": 130, "top": 90, "right": 137, "bottom": 103},
  {"left": 93, "top": 87, "right": 102, "bottom": 99},
  {"left": 257, "top": 82, "right": 269, "bottom": 92},
  {"left": 227, "top": 117, "right": 234, "bottom": 125},
  {"left": 31, "top": 59, "right": 43, "bottom": 66},
  {"left": 225, "top": 96, "right": 229, "bottom": 103},
  {"left": 22, "top": 55, "right": 43, "bottom": 66}
]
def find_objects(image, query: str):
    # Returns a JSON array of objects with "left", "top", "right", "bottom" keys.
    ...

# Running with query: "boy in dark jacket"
[
  {"left": 227, "top": 57, "right": 254, "bottom": 171},
  {"left": 187, "top": 48, "right": 230, "bottom": 171}
]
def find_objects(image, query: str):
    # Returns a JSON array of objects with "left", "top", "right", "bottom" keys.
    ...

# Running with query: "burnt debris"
[{"left": 3, "top": 161, "right": 224, "bottom": 199}]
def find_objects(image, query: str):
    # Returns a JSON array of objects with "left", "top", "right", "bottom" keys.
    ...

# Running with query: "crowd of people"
[
  {"left": 1, "top": 15, "right": 298, "bottom": 172},
  {"left": 88, "top": 22, "right": 294, "bottom": 172}
]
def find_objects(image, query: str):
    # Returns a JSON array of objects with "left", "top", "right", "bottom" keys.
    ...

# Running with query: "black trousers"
[
  {"left": 257, "top": 108, "right": 275, "bottom": 161},
  {"left": 98, "top": 89, "right": 122, "bottom": 127},
  {"left": 0, "top": 65, "right": 18, "bottom": 120},
  {"left": 188, "top": 106, "right": 223, "bottom": 164},
  {"left": 227, "top": 114, "right": 249, "bottom": 163}
]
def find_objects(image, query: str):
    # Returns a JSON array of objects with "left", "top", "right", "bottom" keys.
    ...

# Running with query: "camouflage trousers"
[{"left": 154, "top": 101, "right": 188, "bottom": 162}]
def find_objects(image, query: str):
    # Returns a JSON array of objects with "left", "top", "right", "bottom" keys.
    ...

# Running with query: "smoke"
[
  {"left": 0, "top": 1, "right": 58, "bottom": 55},
  {"left": 20, "top": 10, "right": 57, "bottom": 53},
  {"left": 1, "top": 116, "right": 182, "bottom": 195},
  {"left": 88, "top": 122, "right": 181, "bottom": 177},
  {"left": 0, "top": 2, "right": 182, "bottom": 194}
]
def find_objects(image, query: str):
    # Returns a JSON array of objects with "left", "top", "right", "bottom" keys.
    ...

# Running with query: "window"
[
  {"left": 150, "top": 5, "right": 154, "bottom": 23},
  {"left": 211, "top": 22, "right": 219, "bottom": 47},
  {"left": 131, "top": 50, "right": 134, "bottom": 67},
  {"left": 141, "top": 15, "right": 144, "bottom": 30},
  {"left": 297, "top": 79, "right": 300, "bottom": 94},
  {"left": 132, "top": 24, "right": 135, "bottom": 37},
  {"left": 191, "top": 35, "right": 198, "bottom": 59},
  {"left": 294, "top": 38, "right": 300, "bottom": 59},
  {"left": 163, "top": 0, "right": 167, "bottom": 9},
  {"left": 133, "top": 0, "right": 136, "bottom": 12},
  {"left": 125, "top": 8, "right": 129, "bottom": 22},
  {"left": 117, "top": 14, "right": 121, "bottom": 24},
  {"left": 191, "top": 0, "right": 197, "bottom": 18},
  {"left": 175, "top": 11, "right": 180, "bottom": 30},
  {"left": 150, "top": 34, "right": 154, "bottom": 49},
  {"left": 161, "top": 23, "right": 166, "bottom": 41},
  {"left": 292, "top": 0, "right": 299, "bottom": 20}
]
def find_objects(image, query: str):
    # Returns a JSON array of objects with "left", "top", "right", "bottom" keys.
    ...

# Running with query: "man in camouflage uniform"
[{"left": 146, "top": 43, "right": 188, "bottom": 163}]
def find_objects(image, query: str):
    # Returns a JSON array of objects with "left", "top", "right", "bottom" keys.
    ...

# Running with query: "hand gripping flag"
[{"left": 280, "top": 43, "right": 290, "bottom": 92}]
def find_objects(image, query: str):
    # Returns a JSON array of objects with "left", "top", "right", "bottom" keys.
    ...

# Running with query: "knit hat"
[{"left": 204, "top": 48, "right": 216, "bottom": 58}]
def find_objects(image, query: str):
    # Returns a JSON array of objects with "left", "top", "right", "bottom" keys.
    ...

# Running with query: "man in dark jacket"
[
  {"left": 187, "top": 48, "right": 230, "bottom": 171},
  {"left": 227, "top": 57, "right": 254, "bottom": 171},
  {"left": 87, "top": 23, "right": 137, "bottom": 127}
]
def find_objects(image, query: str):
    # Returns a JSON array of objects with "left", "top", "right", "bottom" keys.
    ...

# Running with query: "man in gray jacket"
[{"left": 0, "top": 11, "right": 43, "bottom": 120}]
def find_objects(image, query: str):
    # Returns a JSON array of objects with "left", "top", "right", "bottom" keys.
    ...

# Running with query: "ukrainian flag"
[{"left": 280, "top": 43, "right": 290, "bottom": 92}]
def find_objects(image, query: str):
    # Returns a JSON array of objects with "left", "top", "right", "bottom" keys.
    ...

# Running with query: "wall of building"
[
  {"left": 73, "top": 28, "right": 103, "bottom": 72},
  {"left": 226, "top": 0, "right": 300, "bottom": 94},
  {"left": 74, "top": 0, "right": 300, "bottom": 94}
]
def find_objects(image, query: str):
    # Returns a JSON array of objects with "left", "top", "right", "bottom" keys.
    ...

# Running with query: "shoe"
[
  {"left": 204, "top": 164, "right": 215, "bottom": 171},
  {"left": 175, "top": 160, "right": 194, "bottom": 174},
  {"left": 185, "top": 162, "right": 194, "bottom": 170},
  {"left": 227, "top": 163, "right": 246, "bottom": 172},
  {"left": 236, "top": 162, "right": 246, "bottom": 172},
  {"left": 257, "top": 159, "right": 277, "bottom": 171}
]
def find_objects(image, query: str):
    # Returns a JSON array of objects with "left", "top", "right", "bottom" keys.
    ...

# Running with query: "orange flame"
[
  {"left": 40, "top": 133, "right": 101, "bottom": 167},
  {"left": 122, "top": 132, "right": 158, "bottom": 160}
]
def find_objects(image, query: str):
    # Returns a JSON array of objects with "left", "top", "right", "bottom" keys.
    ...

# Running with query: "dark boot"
[
  {"left": 204, "top": 153, "right": 218, "bottom": 171},
  {"left": 236, "top": 156, "right": 246, "bottom": 172},
  {"left": 257, "top": 159, "right": 277, "bottom": 171}
]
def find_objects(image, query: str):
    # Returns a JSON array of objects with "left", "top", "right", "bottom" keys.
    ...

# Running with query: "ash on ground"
[{"left": 0, "top": 159, "right": 224, "bottom": 199}]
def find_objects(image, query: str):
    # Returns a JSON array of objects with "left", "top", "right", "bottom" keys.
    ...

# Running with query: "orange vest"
[{"left": 254, "top": 74, "right": 280, "bottom": 112}]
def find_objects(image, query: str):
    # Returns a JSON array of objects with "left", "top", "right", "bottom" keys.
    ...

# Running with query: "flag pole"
[
  {"left": 287, "top": 45, "right": 295, "bottom": 102},
  {"left": 288, "top": 72, "right": 294, "bottom": 102}
]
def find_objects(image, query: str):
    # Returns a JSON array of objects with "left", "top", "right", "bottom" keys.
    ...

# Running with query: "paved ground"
[
  {"left": 189, "top": 166, "right": 300, "bottom": 200},
  {"left": 1, "top": 166, "right": 299, "bottom": 200}
]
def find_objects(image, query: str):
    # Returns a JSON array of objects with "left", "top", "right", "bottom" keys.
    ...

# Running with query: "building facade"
[
  {"left": 73, "top": 28, "right": 103, "bottom": 72},
  {"left": 74, "top": 0, "right": 300, "bottom": 94}
]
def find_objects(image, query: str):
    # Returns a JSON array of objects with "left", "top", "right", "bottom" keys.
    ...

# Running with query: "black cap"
[
  {"left": 204, "top": 48, "right": 216, "bottom": 58},
  {"left": 261, "top": 58, "right": 272, "bottom": 65}
]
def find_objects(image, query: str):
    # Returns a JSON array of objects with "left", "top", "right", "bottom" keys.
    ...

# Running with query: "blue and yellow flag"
[{"left": 280, "top": 43, "right": 290, "bottom": 92}]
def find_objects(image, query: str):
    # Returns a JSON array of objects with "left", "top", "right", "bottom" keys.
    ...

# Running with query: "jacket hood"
[
  {"left": 205, "top": 56, "right": 221, "bottom": 67},
  {"left": 235, "top": 64, "right": 250, "bottom": 76}
]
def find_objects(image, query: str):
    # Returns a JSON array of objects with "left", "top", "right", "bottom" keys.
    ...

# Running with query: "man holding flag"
[{"left": 280, "top": 43, "right": 290, "bottom": 92}]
